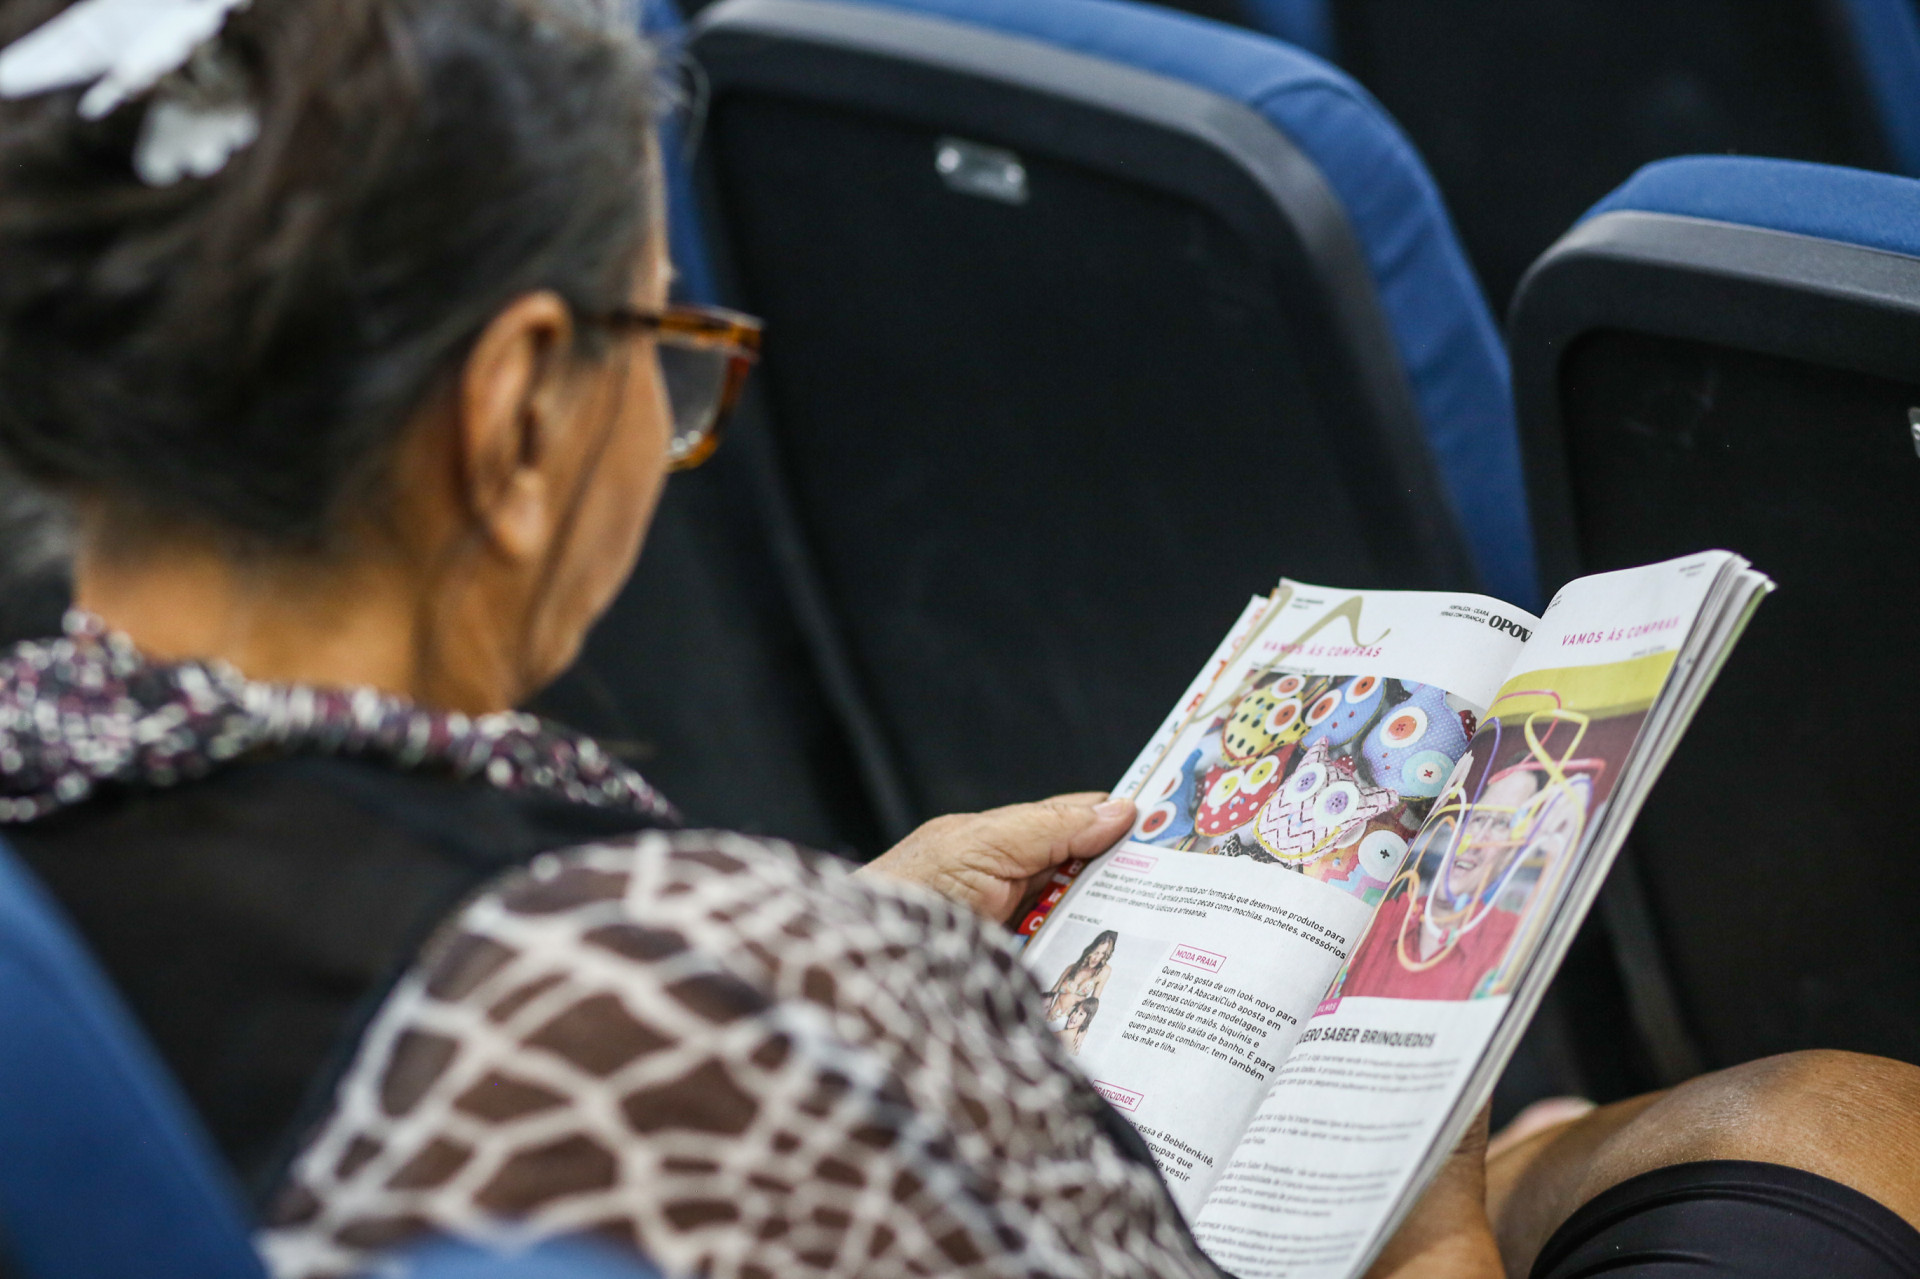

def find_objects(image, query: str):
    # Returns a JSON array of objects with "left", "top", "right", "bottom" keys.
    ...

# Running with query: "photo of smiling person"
[
  {"left": 1044, "top": 929, "right": 1117, "bottom": 1030},
  {"left": 1335, "top": 709, "right": 1616, "bottom": 1002},
  {"left": 1339, "top": 765, "right": 1557, "bottom": 1000},
  {"left": 1061, "top": 996, "right": 1101, "bottom": 1056}
]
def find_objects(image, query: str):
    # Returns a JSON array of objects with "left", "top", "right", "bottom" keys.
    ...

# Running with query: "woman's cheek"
[
  {"left": 584, "top": 364, "right": 672, "bottom": 612},
  {"left": 527, "top": 373, "right": 667, "bottom": 692}
]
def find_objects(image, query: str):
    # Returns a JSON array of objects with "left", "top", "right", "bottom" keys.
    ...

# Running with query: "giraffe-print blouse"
[{"left": 260, "top": 830, "right": 1221, "bottom": 1279}]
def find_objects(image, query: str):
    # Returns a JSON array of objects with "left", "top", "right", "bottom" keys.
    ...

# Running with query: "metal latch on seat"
[{"left": 935, "top": 136, "right": 1029, "bottom": 205}]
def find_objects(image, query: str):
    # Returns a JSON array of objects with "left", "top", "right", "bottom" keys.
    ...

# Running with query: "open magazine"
[{"left": 1014, "top": 551, "right": 1772, "bottom": 1279}]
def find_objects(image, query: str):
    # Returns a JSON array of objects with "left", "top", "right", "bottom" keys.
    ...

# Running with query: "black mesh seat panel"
[
  {"left": 1560, "top": 329, "right": 1920, "bottom": 1068},
  {"left": 707, "top": 95, "right": 1379, "bottom": 816},
  {"left": 690, "top": 0, "right": 1476, "bottom": 832},
  {"left": 533, "top": 463, "right": 886, "bottom": 853},
  {"left": 1511, "top": 208, "right": 1920, "bottom": 1077}
]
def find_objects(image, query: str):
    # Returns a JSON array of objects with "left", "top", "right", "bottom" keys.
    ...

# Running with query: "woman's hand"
[
  {"left": 1366, "top": 1106, "right": 1503, "bottom": 1279},
  {"left": 857, "top": 792, "right": 1136, "bottom": 923}
]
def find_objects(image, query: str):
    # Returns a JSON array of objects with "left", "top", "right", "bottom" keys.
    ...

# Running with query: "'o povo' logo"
[{"left": 1488, "top": 615, "right": 1533, "bottom": 642}]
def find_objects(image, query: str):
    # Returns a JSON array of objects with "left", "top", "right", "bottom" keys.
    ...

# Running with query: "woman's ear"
[{"left": 454, "top": 290, "right": 576, "bottom": 562}]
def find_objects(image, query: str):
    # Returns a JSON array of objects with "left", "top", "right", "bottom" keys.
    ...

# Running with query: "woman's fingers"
[
  {"left": 857, "top": 793, "right": 1137, "bottom": 923},
  {"left": 1007, "top": 794, "right": 1136, "bottom": 911},
  {"left": 981, "top": 792, "right": 1137, "bottom": 872}
]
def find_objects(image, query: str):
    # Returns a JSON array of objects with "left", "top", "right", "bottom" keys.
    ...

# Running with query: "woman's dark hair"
[
  {"left": 1071, "top": 930, "right": 1118, "bottom": 974},
  {"left": 0, "top": 0, "right": 660, "bottom": 549}
]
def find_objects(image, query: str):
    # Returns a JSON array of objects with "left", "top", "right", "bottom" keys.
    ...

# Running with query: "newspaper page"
[
  {"left": 1020, "top": 583, "right": 1536, "bottom": 1214},
  {"left": 1190, "top": 551, "right": 1764, "bottom": 1277}
]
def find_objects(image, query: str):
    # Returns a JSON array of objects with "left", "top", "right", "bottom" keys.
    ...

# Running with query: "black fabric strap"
[{"left": 1531, "top": 1158, "right": 1920, "bottom": 1279}]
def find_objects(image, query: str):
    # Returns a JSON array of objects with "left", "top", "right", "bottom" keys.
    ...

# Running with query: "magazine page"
[
  {"left": 1020, "top": 583, "right": 1537, "bottom": 1214},
  {"left": 1112, "top": 594, "right": 1278, "bottom": 806},
  {"left": 1190, "top": 551, "right": 1769, "bottom": 1278}
]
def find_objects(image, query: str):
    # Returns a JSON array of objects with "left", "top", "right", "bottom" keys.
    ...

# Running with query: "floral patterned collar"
[{"left": 0, "top": 611, "right": 676, "bottom": 825}]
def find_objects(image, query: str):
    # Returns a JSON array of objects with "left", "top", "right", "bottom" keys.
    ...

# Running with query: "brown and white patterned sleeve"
[{"left": 259, "top": 830, "right": 1219, "bottom": 1279}]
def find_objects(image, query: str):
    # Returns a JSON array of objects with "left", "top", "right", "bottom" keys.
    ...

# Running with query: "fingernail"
[{"left": 1093, "top": 798, "right": 1133, "bottom": 821}]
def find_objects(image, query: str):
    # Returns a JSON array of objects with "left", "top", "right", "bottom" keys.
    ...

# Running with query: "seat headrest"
[{"left": 1585, "top": 155, "right": 1920, "bottom": 263}]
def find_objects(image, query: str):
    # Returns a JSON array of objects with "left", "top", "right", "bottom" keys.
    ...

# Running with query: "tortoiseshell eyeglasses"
[{"left": 583, "top": 303, "right": 763, "bottom": 471}]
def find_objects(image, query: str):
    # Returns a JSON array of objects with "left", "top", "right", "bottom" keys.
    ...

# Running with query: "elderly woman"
[
  {"left": 0, "top": 0, "right": 1145, "bottom": 1215},
  {"left": 1, "top": 2, "right": 1917, "bottom": 1278}
]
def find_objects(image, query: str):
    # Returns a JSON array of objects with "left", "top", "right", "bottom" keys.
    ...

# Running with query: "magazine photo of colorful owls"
[{"left": 1127, "top": 666, "right": 1485, "bottom": 907}]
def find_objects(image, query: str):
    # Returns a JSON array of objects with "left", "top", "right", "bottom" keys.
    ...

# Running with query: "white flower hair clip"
[{"left": 0, "top": 0, "right": 259, "bottom": 186}]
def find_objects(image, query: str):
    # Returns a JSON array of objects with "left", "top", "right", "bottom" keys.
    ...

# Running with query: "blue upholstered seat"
[
  {"left": 0, "top": 837, "right": 661, "bottom": 1279},
  {"left": 1584, "top": 154, "right": 1920, "bottom": 260},
  {"left": 641, "top": 0, "right": 719, "bottom": 304},
  {"left": 1234, "top": 0, "right": 1334, "bottom": 62},
  {"left": 0, "top": 838, "right": 265, "bottom": 1279},
  {"left": 1508, "top": 154, "right": 1920, "bottom": 1084},
  {"left": 404, "top": 1240, "right": 665, "bottom": 1279},
  {"left": 843, "top": 0, "right": 1534, "bottom": 605}
]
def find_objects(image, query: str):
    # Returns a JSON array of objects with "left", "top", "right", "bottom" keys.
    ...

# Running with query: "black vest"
[{"left": 9, "top": 754, "right": 666, "bottom": 1201}]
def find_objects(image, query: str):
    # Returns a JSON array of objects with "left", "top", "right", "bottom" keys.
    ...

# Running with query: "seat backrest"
[
  {"left": 0, "top": 837, "right": 674, "bottom": 1279},
  {"left": 1153, "top": 0, "right": 1336, "bottom": 60},
  {"left": 528, "top": 440, "right": 891, "bottom": 853},
  {"left": 1832, "top": 0, "right": 1920, "bottom": 178},
  {"left": 1509, "top": 155, "right": 1920, "bottom": 1078},
  {"left": 1235, "top": 0, "right": 1335, "bottom": 58},
  {"left": 676, "top": 0, "right": 1527, "bottom": 838},
  {"left": 0, "top": 838, "right": 266, "bottom": 1279},
  {"left": 642, "top": 0, "right": 721, "bottom": 305},
  {"left": 680, "top": 0, "right": 1338, "bottom": 58},
  {"left": 537, "top": 0, "right": 904, "bottom": 855},
  {"left": 402, "top": 1239, "right": 663, "bottom": 1278},
  {"left": 1330, "top": 0, "right": 1915, "bottom": 312}
]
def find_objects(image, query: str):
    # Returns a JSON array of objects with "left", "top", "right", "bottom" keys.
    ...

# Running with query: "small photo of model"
[
  {"left": 1031, "top": 922, "right": 1173, "bottom": 1059},
  {"left": 1043, "top": 929, "right": 1116, "bottom": 1056}
]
